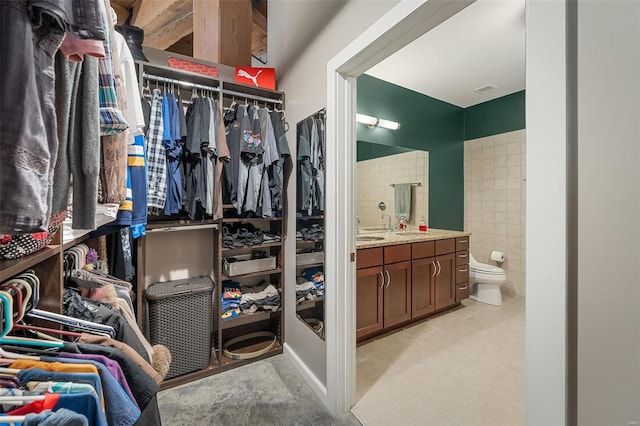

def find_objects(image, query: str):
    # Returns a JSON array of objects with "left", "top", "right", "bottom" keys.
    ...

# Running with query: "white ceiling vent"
[{"left": 474, "top": 84, "right": 498, "bottom": 93}]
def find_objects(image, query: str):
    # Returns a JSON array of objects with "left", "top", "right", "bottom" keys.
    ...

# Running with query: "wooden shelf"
[
  {"left": 296, "top": 238, "right": 324, "bottom": 243},
  {"left": 62, "top": 234, "right": 91, "bottom": 250},
  {"left": 296, "top": 299, "right": 323, "bottom": 311},
  {"left": 158, "top": 348, "right": 221, "bottom": 391},
  {"left": 0, "top": 245, "right": 61, "bottom": 282},
  {"left": 146, "top": 219, "right": 218, "bottom": 233},
  {"left": 296, "top": 215, "right": 324, "bottom": 220},
  {"left": 220, "top": 341, "right": 283, "bottom": 371},
  {"left": 222, "top": 242, "right": 282, "bottom": 252},
  {"left": 222, "top": 217, "right": 282, "bottom": 223},
  {"left": 220, "top": 309, "right": 281, "bottom": 329},
  {"left": 296, "top": 261, "right": 324, "bottom": 269},
  {"left": 221, "top": 268, "right": 282, "bottom": 280}
]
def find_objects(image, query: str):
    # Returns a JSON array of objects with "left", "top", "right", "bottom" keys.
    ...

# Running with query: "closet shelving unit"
[
  {"left": 134, "top": 49, "right": 289, "bottom": 389},
  {"left": 218, "top": 207, "right": 286, "bottom": 370},
  {"left": 0, "top": 230, "right": 97, "bottom": 321},
  {"left": 0, "top": 235, "right": 62, "bottom": 319}
]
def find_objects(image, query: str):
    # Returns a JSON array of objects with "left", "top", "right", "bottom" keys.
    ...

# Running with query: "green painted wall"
[
  {"left": 357, "top": 141, "right": 412, "bottom": 161},
  {"left": 463, "top": 90, "right": 526, "bottom": 140},
  {"left": 357, "top": 76, "right": 526, "bottom": 231},
  {"left": 357, "top": 75, "right": 464, "bottom": 230}
]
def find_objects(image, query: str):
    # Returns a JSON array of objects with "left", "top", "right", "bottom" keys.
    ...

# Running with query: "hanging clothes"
[
  {"left": 146, "top": 88, "right": 167, "bottom": 212},
  {"left": 296, "top": 118, "right": 313, "bottom": 215},
  {"left": 162, "top": 91, "right": 182, "bottom": 216},
  {"left": 270, "top": 110, "right": 291, "bottom": 214},
  {"left": 236, "top": 105, "right": 265, "bottom": 215},
  {"left": 257, "top": 107, "right": 280, "bottom": 217},
  {"left": 314, "top": 117, "right": 326, "bottom": 213},
  {"left": 223, "top": 104, "right": 241, "bottom": 209},
  {"left": 51, "top": 52, "right": 101, "bottom": 230},
  {"left": 213, "top": 100, "right": 231, "bottom": 220}
]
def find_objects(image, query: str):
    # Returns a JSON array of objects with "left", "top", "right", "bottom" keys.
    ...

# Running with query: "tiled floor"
[{"left": 352, "top": 295, "right": 525, "bottom": 426}]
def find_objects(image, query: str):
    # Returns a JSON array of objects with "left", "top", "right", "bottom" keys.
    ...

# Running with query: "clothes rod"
[
  {"left": 390, "top": 182, "right": 422, "bottom": 187},
  {"left": 143, "top": 73, "right": 220, "bottom": 92},
  {"left": 222, "top": 88, "right": 283, "bottom": 105}
]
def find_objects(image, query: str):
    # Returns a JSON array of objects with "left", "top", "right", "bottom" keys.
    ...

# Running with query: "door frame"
[
  {"left": 324, "top": 0, "right": 572, "bottom": 422},
  {"left": 324, "top": 0, "right": 477, "bottom": 416}
]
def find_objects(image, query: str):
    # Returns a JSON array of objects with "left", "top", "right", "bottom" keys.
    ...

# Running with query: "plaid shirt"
[
  {"left": 146, "top": 89, "right": 167, "bottom": 211},
  {"left": 97, "top": 0, "right": 128, "bottom": 135}
]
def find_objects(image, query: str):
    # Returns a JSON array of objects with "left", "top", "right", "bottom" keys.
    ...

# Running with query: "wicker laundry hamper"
[{"left": 145, "top": 277, "right": 214, "bottom": 379}]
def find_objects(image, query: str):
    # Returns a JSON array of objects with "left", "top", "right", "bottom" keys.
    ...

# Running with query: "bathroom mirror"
[
  {"left": 356, "top": 141, "right": 429, "bottom": 231},
  {"left": 295, "top": 109, "right": 326, "bottom": 340}
]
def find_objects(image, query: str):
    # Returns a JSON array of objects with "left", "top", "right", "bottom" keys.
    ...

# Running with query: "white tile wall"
[
  {"left": 464, "top": 130, "right": 526, "bottom": 296},
  {"left": 357, "top": 151, "right": 429, "bottom": 229}
]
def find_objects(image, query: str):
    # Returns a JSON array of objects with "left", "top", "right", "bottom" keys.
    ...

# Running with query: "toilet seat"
[
  {"left": 469, "top": 254, "right": 505, "bottom": 275},
  {"left": 469, "top": 264, "right": 503, "bottom": 275}
]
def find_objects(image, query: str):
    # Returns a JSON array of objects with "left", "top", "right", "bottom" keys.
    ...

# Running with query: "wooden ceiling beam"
[
  {"left": 110, "top": 2, "right": 129, "bottom": 26},
  {"left": 132, "top": 0, "right": 194, "bottom": 49},
  {"left": 193, "top": 0, "right": 252, "bottom": 67}
]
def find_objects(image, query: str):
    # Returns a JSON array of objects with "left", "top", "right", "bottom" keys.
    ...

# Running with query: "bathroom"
[{"left": 350, "top": 3, "right": 526, "bottom": 422}]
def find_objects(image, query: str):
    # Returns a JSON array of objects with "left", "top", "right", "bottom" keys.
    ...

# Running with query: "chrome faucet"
[
  {"left": 381, "top": 213, "right": 392, "bottom": 231},
  {"left": 356, "top": 216, "right": 360, "bottom": 235}
]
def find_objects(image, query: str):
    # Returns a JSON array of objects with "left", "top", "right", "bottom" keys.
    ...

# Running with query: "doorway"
[{"left": 322, "top": 0, "right": 570, "bottom": 422}]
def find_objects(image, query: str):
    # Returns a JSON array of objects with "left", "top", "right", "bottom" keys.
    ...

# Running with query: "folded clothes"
[
  {"left": 299, "top": 224, "right": 324, "bottom": 241},
  {"left": 221, "top": 223, "right": 265, "bottom": 248}
]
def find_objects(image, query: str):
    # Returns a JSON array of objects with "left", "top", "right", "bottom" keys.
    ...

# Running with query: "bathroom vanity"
[{"left": 356, "top": 229, "right": 471, "bottom": 342}]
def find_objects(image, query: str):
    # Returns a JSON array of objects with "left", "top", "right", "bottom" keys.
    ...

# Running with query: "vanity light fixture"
[{"left": 356, "top": 113, "right": 401, "bottom": 130}]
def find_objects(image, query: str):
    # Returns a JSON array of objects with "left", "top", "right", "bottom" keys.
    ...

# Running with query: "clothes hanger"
[
  {"left": 26, "top": 309, "right": 116, "bottom": 338},
  {"left": 0, "top": 414, "right": 26, "bottom": 424},
  {"left": 11, "top": 324, "right": 81, "bottom": 339}
]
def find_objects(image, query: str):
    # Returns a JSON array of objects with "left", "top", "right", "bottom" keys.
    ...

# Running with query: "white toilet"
[{"left": 468, "top": 253, "right": 506, "bottom": 305}]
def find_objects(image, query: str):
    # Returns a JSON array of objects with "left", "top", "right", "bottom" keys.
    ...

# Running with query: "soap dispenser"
[
  {"left": 398, "top": 216, "right": 407, "bottom": 232},
  {"left": 419, "top": 217, "right": 428, "bottom": 232}
]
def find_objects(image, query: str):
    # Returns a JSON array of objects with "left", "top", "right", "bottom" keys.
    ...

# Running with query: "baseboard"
[{"left": 283, "top": 343, "right": 329, "bottom": 408}]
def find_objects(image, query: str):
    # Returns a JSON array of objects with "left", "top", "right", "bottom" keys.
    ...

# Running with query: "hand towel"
[{"left": 394, "top": 183, "right": 412, "bottom": 220}]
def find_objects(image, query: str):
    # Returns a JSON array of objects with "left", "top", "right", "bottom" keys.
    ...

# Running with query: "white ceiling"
[{"left": 365, "top": 0, "right": 526, "bottom": 108}]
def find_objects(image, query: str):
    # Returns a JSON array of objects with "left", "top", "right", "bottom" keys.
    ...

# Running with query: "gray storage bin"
[
  {"left": 145, "top": 276, "right": 214, "bottom": 379},
  {"left": 296, "top": 250, "right": 324, "bottom": 266},
  {"left": 223, "top": 253, "right": 276, "bottom": 276}
]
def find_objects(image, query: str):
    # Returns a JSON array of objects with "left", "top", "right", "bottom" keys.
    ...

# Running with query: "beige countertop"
[{"left": 356, "top": 228, "right": 471, "bottom": 249}]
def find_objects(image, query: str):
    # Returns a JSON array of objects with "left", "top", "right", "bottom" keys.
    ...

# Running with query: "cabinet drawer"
[
  {"left": 384, "top": 244, "right": 411, "bottom": 264},
  {"left": 357, "top": 248, "right": 383, "bottom": 269},
  {"left": 455, "top": 265, "right": 469, "bottom": 284},
  {"left": 456, "top": 283, "right": 470, "bottom": 302},
  {"left": 456, "top": 251, "right": 469, "bottom": 265},
  {"left": 435, "top": 238, "right": 455, "bottom": 256},
  {"left": 455, "top": 236, "right": 470, "bottom": 252},
  {"left": 412, "top": 241, "right": 435, "bottom": 259}
]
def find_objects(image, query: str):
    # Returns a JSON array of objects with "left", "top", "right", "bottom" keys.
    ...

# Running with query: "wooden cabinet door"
[
  {"left": 383, "top": 261, "right": 412, "bottom": 328},
  {"left": 435, "top": 253, "right": 456, "bottom": 310},
  {"left": 411, "top": 257, "right": 435, "bottom": 318},
  {"left": 356, "top": 266, "right": 384, "bottom": 340}
]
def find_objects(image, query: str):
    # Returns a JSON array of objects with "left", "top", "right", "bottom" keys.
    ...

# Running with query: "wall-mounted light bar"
[{"left": 356, "top": 113, "right": 401, "bottom": 130}]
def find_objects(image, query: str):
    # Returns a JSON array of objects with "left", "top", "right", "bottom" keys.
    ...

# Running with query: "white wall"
[
  {"left": 526, "top": 0, "right": 568, "bottom": 423},
  {"left": 577, "top": 2, "right": 640, "bottom": 424},
  {"left": 269, "top": 0, "right": 399, "bottom": 388}
]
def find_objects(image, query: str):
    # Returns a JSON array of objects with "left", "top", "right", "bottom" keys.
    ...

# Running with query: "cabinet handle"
[
  {"left": 379, "top": 271, "right": 384, "bottom": 289},
  {"left": 458, "top": 286, "right": 468, "bottom": 290},
  {"left": 459, "top": 268, "right": 468, "bottom": 272},
  {"left": 458, "top": 254, "right": 468, "bottom": 258},
  {"left": 458, "top": 239, "right": 468, "bottom": 243},
  {"left": 436, "top": 260, "right": 441, "bottom": 276},
  {"left": 385, "top": 270, "right": 391, "bottom": 288},
  {"left": 431, "top": 261, "right": 436, "bottom": 277}
]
